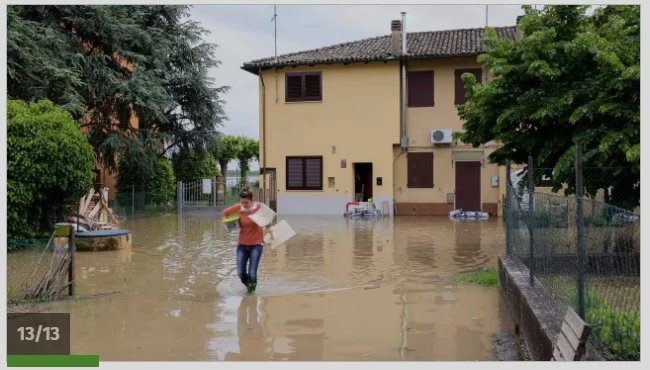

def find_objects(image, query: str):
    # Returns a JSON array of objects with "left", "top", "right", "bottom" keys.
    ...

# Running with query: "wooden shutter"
[
  {"left": 286, "top": 72, "right": 322, "bottom": 102},
  {"left": 286, "top": 158, "right": 304, "bottom": 189},
  {"left": 407, "top": 71, "right": 434, "bottom": 107},
  {"left": 407, "top": 152, "right": 434, "bottom": 188},
  {"left": 304, "top": 73, "right": 322, "bottom": 101},
  {"left": 286, "top": 74, "right": 303, "bottom": 102},
  {"left": 455, "top": 68, "right": 482, "bottom": 105},
  {"left": 286, "top": 156, "right": 323, "bottom": 190},
  {"left": 304, "top": 157, "right": 322, "bottom": 189}
]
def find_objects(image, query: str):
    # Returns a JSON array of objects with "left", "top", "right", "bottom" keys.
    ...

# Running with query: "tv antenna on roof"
[
  {"left": 271, "top": 5, "right": 278, "bottom": 63},
  {"left": 485, "top": 5, "right": 488, "bottom": 28},
  {"left": 271, "top": 5, "right": 279, "bottom": 102}
]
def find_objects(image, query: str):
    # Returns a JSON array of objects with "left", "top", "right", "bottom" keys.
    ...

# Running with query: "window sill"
[
  {"left": 284, "top": 189, "right": 324, "bottom": 192},
  {"left": 285, "top": 100, "right": 323, "bottom": 104}
]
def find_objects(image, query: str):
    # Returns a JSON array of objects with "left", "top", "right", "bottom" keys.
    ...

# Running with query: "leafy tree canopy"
[
  {"left": 8, "top": 99, "right": 96, "bottom": 238},
  {"left": 7, "top": 5, "right": 229, "bottom": 176},
  {"left": 456, "top": 5, "right": 639, "bottom": 209},
  {"left": 171, "top": 148, "right": 219, "bottom": 183},
  {"left": 235, "top": 136, "right": 259, "bottom": 181}
]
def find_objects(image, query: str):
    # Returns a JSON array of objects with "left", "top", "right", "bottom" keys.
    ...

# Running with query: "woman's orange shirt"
[{"left": 222, "top": 203, "right": 264, "bottom": 246}]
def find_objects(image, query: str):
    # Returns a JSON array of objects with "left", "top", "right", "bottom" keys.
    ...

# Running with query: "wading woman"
[{"left": 221, "top": 187, "right": 267, "bottom": 293}]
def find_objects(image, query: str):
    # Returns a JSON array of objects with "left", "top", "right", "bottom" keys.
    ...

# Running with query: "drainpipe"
[
  {"left": 399, "top": 12, "right": 408, "bottom": 151},
  {"left": 260, "top": 69, "right": 267, "bottom": 204}
]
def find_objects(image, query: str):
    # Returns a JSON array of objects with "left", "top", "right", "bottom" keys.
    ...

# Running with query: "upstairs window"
[
  {"left": 454, "top": 68, "right": 482, "bottom": 105},
  {"left": 286, "top": 72, "right": 322, "bottom": 102},
  {"left": 407, "top": 70, "right": 435, "bottom": 107}
]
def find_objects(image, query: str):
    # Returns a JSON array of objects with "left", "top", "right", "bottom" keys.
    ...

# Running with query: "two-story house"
[{"left": 242, "top": 15, "right": 517, "bottom": 217}]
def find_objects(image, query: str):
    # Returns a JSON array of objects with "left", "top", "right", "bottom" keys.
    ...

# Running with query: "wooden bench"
[{"left": 551, "top": 307, "right": 591, "bottom": 361}]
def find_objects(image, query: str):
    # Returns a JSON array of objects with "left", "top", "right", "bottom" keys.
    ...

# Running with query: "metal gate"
[
  {"left": 177, "top": 178, "right": 218, "bottom": 210},
  {"left": 177, "top": 174, "right": 277, "bottom": 212}
]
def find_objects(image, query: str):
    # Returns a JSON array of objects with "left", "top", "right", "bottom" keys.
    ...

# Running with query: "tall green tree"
[
  {"left": 170, "top": 148, "right": 219, "bottom": 183},
  {"left": 236, "top": 136, "right": 259, "bottom": 187},
  {"left": 8, "top": 100, "right": 96, "bottom": 238},
  {"left": 456, "top": 5, "right": 639, "bottom": 210},
  {"left": 7, "top": 5, "right": 229, "bottom": 180},
  {"left": 209, "top": 134, "right": 241, "bottom": 195}
]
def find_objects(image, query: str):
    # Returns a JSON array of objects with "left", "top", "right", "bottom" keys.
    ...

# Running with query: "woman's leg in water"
[
  {"left": 247, "top": 245, "right": 264, "bottom": 292},
  {"left": 236, "top": 245, "right": 251, "bottom": 286}
]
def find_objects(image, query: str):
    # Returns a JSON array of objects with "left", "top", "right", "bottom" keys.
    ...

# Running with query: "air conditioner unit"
[{"left": 431, "top": 129, "right": 453, "bottom": 144}]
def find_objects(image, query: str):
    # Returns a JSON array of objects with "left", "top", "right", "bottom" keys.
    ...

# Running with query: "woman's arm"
[{"left": 221, "top": 204, "right": 240, "bottom": 219}]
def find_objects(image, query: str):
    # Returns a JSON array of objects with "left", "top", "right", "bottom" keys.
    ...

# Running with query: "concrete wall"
[{"left": 498, "top": 256, "right": 563, "bottom": 361}]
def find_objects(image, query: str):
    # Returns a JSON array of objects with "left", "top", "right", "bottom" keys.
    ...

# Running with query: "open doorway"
[{"left": 353, "top": 163, "right": 373, "bottom": 202}]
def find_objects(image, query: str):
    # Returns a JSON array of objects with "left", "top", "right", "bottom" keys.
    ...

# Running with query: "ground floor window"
[
  {"left": 407, "top": 152, "right": 434, "bottom": 188},
  {"left": 286, "top": 156, "right": 323, "bottom": 190}
]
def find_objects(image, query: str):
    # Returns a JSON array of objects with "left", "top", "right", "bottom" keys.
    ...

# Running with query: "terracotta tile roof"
[{"left": 242, "top": 26, "right": 517, "bottom": 74}]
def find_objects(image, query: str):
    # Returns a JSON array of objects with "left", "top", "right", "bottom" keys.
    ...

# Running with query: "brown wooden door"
[{"left": 455, "top": 161, "right": 481, "bottom": 211}]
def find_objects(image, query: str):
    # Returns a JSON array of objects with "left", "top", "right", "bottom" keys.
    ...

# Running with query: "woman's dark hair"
[{"left": 239, "top": 187, "right": 254, "bottom": 200}]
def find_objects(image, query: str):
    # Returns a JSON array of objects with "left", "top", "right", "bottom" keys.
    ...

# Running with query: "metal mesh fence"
[
  {"left": 7, "top": 230, "right": 74, "bottom": 305},
  {"left": 108, "top": 188, "right": 176, "bottom": 219},
  {"left": 7, "top": 244, "right": 51, "bottom": 304},
  {"left": 505, "top": 161, "right": 640, "bottom": 360}
]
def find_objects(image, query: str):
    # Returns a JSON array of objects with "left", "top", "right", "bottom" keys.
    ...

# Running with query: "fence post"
[
  {"left": 68, "top": 225, "right": 76, "bottom": 296},
  {"left": 575, "top": 145, "right": 586, "bottom": 318},
  {"left": 528, "top": 155, "right": 535, "bottom": 286},
  {"left": 505, "top": 160, "right": 512, "bottom": 255},
  {"left": 177, "top": 181, "right": 183, "bottom": 210},
  {"left": 213, "top": 177, "right": 217, "bottom": 207}
]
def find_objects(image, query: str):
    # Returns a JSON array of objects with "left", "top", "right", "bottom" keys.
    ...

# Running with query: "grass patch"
[{"left": 451, "top": 267, "right": 499, "bottom": 287}]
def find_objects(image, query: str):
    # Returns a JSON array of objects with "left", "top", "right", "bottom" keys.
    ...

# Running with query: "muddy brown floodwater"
[{"left": 35, "top": 214, "right": 514, "bottom": 361}]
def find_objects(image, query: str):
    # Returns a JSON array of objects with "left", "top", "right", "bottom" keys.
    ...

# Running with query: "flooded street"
[{"left": 38, "top": 214, "right": 514, "bottom": 361}]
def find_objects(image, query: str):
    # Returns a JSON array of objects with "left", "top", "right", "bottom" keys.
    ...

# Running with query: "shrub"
[
  {"left": 147, "top": 158, "right": 176, "bottom": 205},
  {"left": 568, "top": 290, "right": 640, "bottom": 360},
  {"left": 8, "top": 99, "right": 95, "bottom": 238},
  {"left": 584, "top": 214, "right": 609, "bottom": 227},
  {"left": 533, "top": 208, "right": 555, "bottom": 227}
]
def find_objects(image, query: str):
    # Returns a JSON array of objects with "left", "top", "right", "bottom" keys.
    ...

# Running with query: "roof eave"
[
  {"left": 241, "top": 52, "right": 487, "bottom": 74},
  {"left": 241, "top": 65, "right": 260, "bottom": 75}
]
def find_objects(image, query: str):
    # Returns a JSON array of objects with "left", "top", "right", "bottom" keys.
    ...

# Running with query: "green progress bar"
[{"left": 7, "top": 355, "right": 99, "bottom": 367}]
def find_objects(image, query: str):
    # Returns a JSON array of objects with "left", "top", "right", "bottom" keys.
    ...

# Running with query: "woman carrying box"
[{"left": 221, "top": 187, "right": 269, "bottom": 293}]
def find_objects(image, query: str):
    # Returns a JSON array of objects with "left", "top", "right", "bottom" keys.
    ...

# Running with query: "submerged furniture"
[
  {"left": 344, "top": 200, "right": 383, "bottom": 218},
  {"left": 448, "top": 209, "right": 489, "bottom": 220}
]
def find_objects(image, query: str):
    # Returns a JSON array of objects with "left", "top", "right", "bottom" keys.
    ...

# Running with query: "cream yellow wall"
[
  {"left": 392, "top": 57, "right": 504, "bottom": 214},
  {"left": 404, "top": 57, "right": 482, "bottom": 145},
  {"left": 256, "top": 57, "right": 506, "bottom": 215},
  {"left": 258, "top": 62, "right": 400, "bottom": 207}
]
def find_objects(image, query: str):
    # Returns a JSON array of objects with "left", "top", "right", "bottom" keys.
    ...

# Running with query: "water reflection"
[
  {"left": 31, "top": 215, "right": 512, "bottom": 361},
  {"left": 223, "top": 296, "right": 266, "bottom": 360},
  {"left": 352, "top": 219, "right": 375, "bottom": 281},
  {"left": 453, "top": 220, "right": 491, "bottom": 271}
]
